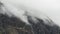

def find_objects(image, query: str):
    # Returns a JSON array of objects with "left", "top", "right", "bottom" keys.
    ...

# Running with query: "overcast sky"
[{"left": 1, "top": 0, "right": 60, "bottom": 26}]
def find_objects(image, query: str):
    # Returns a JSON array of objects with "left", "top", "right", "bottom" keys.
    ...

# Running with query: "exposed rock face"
[
  {"left": 27, "top": 15, "right": 60, "bottom": 34},
  {"left": 0, "top": 1, "right": 60, "bottom": 34},
  {"left": 0, "top": 13, "right": 33, "bottom": 34}
]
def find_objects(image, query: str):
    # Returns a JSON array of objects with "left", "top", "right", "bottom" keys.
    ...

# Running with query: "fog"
[{"left": 1, "top": 0, "right": 60, "bottom": 26}]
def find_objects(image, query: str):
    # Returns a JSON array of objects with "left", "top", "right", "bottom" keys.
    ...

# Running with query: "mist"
[{"left": 1, "top": 0, "right": 60, "bottom": 26}]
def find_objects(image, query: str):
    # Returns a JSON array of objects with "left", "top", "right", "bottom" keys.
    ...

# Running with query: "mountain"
[{"left": 0, "top": 1, "right": 60, "bottom": 34}]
